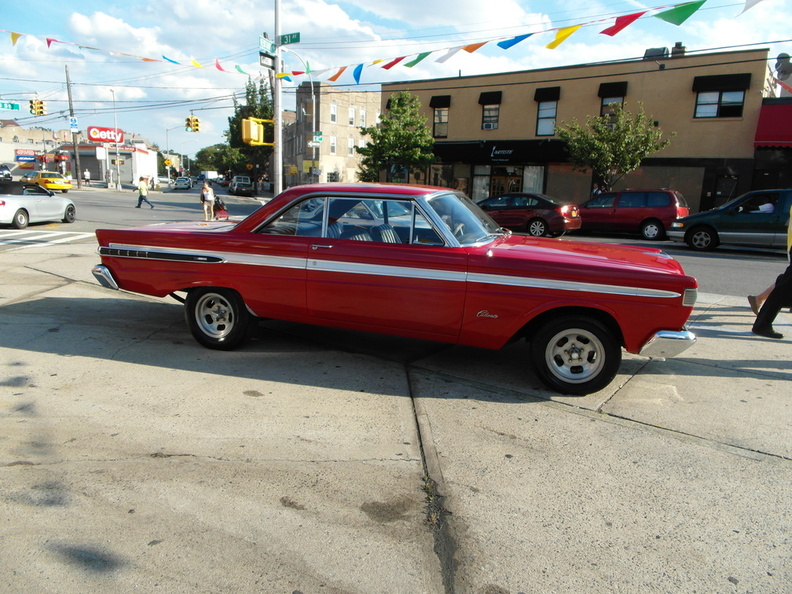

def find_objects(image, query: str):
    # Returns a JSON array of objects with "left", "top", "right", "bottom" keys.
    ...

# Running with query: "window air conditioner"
[{"left": 482, "top": 122, "right": 497, "bottom": 130}]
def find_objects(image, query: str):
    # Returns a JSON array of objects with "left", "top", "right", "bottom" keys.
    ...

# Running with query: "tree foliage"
[
  {"left": 195, "top": 144, "right": 246, "bottom": 176},
  {"left": 356, "top": 91, "right": 436, "bottom": 183},
  {"left": 225, "top": 78, "right": 274, "bottom": 176},
  {"left": 556, "top": 103, "right": 673, "bottom": 189}
]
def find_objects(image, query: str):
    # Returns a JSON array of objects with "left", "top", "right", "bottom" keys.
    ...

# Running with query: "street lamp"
[{"left": 110, "top": 89, "right": 122, "bottom": 190}]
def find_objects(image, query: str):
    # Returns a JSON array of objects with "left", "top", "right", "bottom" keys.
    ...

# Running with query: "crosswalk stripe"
[{"left": 0, "top": 231, "right": 94, "bottom": 249}]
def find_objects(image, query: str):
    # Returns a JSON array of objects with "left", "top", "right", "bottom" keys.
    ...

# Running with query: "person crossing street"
[{"left": 134, "top": 176, "right": 154, "bottom": 209}]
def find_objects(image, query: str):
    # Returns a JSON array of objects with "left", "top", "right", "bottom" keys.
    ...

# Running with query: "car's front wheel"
[
  {"left": 527, "top": 218, "right": 548, "bottom": 237},
  {"left": 61, "top": 189, "right": 68, "bottom": 193},
  {"left": 686, "top": 226, "right": 719, "bottom": 251},
  {"left": 530, "top": 316, "right": 621, "bottom": 395},
  {"left": 185, "top": 288, "right": 252, "bottom": 350},
  {"left": 12, "top": 209, "right": 29, "bottom": 229},
  {"left": 62, "top": 204, "right": 76, "bottom": 223}
]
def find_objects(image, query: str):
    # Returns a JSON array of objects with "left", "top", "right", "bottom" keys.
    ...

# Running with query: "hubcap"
[
  {"left": 195, "top": 293, "right": 235, "bottom": 339},
  {"left": 545, "top": 328, "right": 606, "bottom": 384}
]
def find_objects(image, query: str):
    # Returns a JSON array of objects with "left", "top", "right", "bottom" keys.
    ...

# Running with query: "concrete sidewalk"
[{"left": 0, "top": 242, "right": 789, "bottom": 593}]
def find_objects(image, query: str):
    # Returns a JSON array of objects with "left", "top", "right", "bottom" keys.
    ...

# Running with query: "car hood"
[{"left": 472, "top": 234, "right": 693, "bottom": 286}]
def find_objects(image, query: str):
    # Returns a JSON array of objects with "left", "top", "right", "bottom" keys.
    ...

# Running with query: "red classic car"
[{"left": 92, "top": 183, "right": 698, "bottom": 395}]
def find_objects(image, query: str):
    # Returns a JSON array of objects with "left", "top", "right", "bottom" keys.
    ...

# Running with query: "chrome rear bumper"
[
  {"left": 92, "top": 265, "right": 119, "bottom": 290},
  {"left": 639, "top": 329, "right": 696, "bottom": 358}
]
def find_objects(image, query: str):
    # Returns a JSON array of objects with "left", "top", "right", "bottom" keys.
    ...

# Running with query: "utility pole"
[
  {"left": 64, "top": 65, "right": 83, "bottom": 189},
  {"left": 274, "top": 0, "right": 282, "bottom": 194}
]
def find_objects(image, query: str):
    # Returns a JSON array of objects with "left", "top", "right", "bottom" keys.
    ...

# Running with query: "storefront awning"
[{"left": 754, "top": 101, "right": 792, "bottom": 147}]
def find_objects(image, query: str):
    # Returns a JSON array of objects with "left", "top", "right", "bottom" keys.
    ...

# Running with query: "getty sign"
[{"left": 87, "top": 126, "right": 124, "bottom": 144}]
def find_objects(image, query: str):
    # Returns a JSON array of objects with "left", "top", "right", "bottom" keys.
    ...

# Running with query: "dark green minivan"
[{"left": 667, "top": 189, "right": 792, "bottom": 251}]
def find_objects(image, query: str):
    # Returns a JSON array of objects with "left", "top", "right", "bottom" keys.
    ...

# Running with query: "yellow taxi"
[{"left": 31, "top": 171, "right": 72, "bottom": 193}]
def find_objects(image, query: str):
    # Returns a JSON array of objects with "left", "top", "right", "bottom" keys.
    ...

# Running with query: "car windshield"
[{"left": 426, "top": 193, "right": 503, "bottom": 244}]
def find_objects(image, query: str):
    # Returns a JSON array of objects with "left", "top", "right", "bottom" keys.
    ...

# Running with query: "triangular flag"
[
  {"left": 382, "top": 56, "right": 405, "bottom": 70},
  {"left": 327, "top": 66, "right": 347, "bottom": 81},
  {"left": 405, "top": 52, "right": 432, "bottom": 67},
  {"left": 436, "top": 47, "right": 462, "bottom": 64},
  {"left": 497, "top": 34, "right": 532, "bottom": 50},
  {"left": 600, "top": 11, "right": 647, "bottom": 36},
  {"left": 163, "top": 55, "right": 180, "bottom": 64},
  {"left": 353, "top": 64, "right": 364, "bottom": 84},
  {"left": 740, "top": 0, "right": 766, "bottom": 14},
  {"left": 46, "top": 38, "right": 59, "bottom": 48},
  {"left": 235, "top": 65, "right": 248, "bottom": 75},
  {"left": 654, "top": 1, "right": 707, "bottom": 26},
  {"left": 546, "top": 25, "right": 581, "bottom": 49},
  {"left": 215, "top": 58, "right": 228, "bottom": 72},
  {"left": 462, "top": 42, "right": 487, "bottom": 53},
  {"left": 191, "top": 59, "right": 204, "bottom": 68},
  {"left": 10, "top": 32, "right": 22, "bottom": 45}
]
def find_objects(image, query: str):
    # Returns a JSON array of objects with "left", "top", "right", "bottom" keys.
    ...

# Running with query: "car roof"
[{"left": 0, "top": 181, "right": 47, "bottom": 195}]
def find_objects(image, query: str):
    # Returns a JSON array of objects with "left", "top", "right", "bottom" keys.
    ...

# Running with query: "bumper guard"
[{"left": 639, "top": 329, "right": 696, "bottom": 359}]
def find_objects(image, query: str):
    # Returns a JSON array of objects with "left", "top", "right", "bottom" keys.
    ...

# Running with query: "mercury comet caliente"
[{"left": 92, "top": 183, "right": 698, "bottom": 395}]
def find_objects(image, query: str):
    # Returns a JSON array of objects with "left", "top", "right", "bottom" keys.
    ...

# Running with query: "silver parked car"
[{"left": 0, "top": 181, "right": 76, "bottom": 229}]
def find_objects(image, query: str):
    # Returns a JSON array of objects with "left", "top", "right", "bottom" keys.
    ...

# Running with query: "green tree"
[
  {"left": 556, "top": 102, "right": 673, "bottom": 189},
  {"left": 356, "top": 91, "right": 435, "bottom": 182},
  {"left": 226, "top": 78, "right": 274, "bottom": 178},
  {"left": 195, "top": 144, "right": 246, "bottom": 175}
]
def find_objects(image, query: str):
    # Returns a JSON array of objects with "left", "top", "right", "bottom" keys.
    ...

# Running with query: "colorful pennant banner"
[{"left": 0, "top": 0, "right": 770, "bottom": 86}]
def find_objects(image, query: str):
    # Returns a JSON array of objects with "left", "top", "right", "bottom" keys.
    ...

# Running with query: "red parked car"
[
  {"left": 92, "top": 183, "right": 697, "bottom": 395},
  {"left": 477, "top": 192, "right": 581, "bottom": 237},
  {"left": 579, "top": 189, "right": 690, "bottom": 240}
]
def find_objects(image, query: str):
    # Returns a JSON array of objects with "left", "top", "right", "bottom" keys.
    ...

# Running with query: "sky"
[{"left": 0, "top": 0, "right": 789, "bottom": 158}]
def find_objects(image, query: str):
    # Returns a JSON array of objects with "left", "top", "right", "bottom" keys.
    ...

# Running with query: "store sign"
[
  {"left": 14, "top": 149, "right": 36, "bottom": 162},
  {"left": 87, "top": 126, "right": 124, "bottom": 144}
]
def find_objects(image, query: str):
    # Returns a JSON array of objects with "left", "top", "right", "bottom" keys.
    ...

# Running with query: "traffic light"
[
  {"left": 241, "top": 117, "right": 274, "bottom": 146},
  {"left": 29, "top": 99, "right": 46, "bottom": 115},
  {"left": 185, "top": 116, "right": 194, "bottom": 132},
  {"left": 192, "top": 117, "right": 200, "bottom": 132}
]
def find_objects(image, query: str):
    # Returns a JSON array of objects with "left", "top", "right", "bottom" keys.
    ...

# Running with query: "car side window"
[
  {"left": 617, "top": 193, "right": 646, "bottom": 208},
  {"left": 258, "top": 198, "right": 326, "bottom": 236},
  {"left": 587, "top": 193, "right": 616, "bottom": 208},
  {"left": 23, "top": 185, "right": 50, "bottom": 196}
]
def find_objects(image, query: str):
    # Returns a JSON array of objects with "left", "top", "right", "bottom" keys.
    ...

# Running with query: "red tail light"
[{"left": 559, "top": 205, "right": 580, "bottom": 218}]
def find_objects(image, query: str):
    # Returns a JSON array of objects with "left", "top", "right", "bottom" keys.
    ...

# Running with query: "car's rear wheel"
[
  {"left": 686, "top": 226, "right": 719, "bottom": 251},
  {"left": 12, "top": 209, "right": 29, "bottom": 229},
  {"left": 640, "top": 219, "right": 665, "bottom": 240},
  {"left": 530, "top": 316, "right": 621, "bottom": 395},
  {"left": 185, "top": 288, "right": 252, "bottom": 350},
  {"left": 527, "top": 218, "right": 549, "bottom": 237},
  {"left": 62, "top": 204, "right": 76, "bottom": 223},
  {"left": 61, "top": 189, "right": 68, "bottom": 193}
]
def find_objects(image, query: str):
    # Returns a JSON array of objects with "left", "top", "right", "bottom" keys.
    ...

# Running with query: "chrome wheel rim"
[
  {"left": 691, "top": 231, "right": 710, "bottom": 249},
  {"left": 528, "top": 221, "right": 546, "bottom": 236},
  {"left": 194, "top": 292, "right": 235, "bottom": 340},
  {"left": 544, "top": 327, "right": 606, "bottom": 384}
]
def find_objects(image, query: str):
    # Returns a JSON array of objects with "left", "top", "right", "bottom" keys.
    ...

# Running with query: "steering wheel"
[{"left": 453, "top": 223, "right": 465, "bottom": 237}]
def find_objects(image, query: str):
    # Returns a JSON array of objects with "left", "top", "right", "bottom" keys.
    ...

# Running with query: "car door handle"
[{"left": 311, "top": 244, "right": 334, "bottom": 250}]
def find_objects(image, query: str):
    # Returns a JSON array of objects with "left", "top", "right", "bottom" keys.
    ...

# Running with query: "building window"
[
  {"left": 598, "top": 82, "right": 627, "bottom": 119},
  {"left": 330, "top": 136, "right": 337, "bottom": 155},
  {"left": 479, "top": 91, "right": 502, "bottom": 130},
  {"left": 360, "top": 109, "right": 366, "bottom": 127},
  {"left": 694, "top": 91, "right": 745, "bottom": 118},
  {"left": 330, "top": 104, "right": 337, "bottom": 123},
  {"left": 692, "top": 74, "right": 750, "bottom": 119},
  {"left": 348, "top": 107, "right": 355, "bottom": 125},
  {"left": 430, "top": 95, "right": 451, "bottom": 138},
  {"left": 534, "top": 87, "right": 560, "bottom": 136},
  {"left": 347, "top": 137, "right": 355, "bottom": 156},
  {"left": 433, "top": 108, "right": 449, "bottom": 138}
]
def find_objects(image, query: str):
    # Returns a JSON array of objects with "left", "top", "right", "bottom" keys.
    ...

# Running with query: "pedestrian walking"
[
  {"left": 134, "top": 176, "right": 154, "bottom": 209},
  {"left": 200, "top": 181, "right": 215, "bottom": 220}
]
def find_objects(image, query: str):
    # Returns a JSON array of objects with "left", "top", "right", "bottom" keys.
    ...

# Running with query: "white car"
[
  {"left": 173, "top": 177, "right": 191, "bottom": 190},
  {"left": 0, "top": 181, "right": 76, "bottom": 229}
]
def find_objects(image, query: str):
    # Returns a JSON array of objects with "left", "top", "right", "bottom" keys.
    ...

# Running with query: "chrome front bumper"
[
  {"left": 639, "top": 329, "right": 696, "bottom": 358},
  {"left": 92, "top": 265, "right": 119, "bottom": 290}
]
